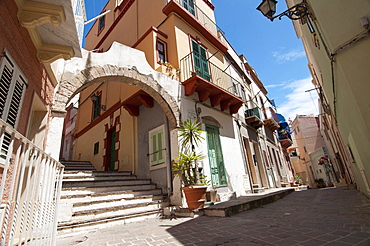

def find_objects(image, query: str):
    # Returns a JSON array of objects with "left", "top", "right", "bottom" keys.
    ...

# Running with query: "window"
[
  {"left": 149, "top": 126, "right": 165, "bottom": 166},
  {"left": 98, "top": 15, "right": 105, "bottom": 33},
  {"left": 94, "top": 142, "right": 99, "bottom": 155},
  {"left": 157, "top": 40, "right": 166, "bottom": 63},
  {"left": 92, "top": 94, "right": 101, "bottom": 120},
  {"left": 192, "top": 40, "right": 210, "bottom": 81},
  {"left": 182, "top": 0, "right": 196, "bottom": 16},
  {"left": 0, "top": 52, "right": 27, "bottom": 162}
]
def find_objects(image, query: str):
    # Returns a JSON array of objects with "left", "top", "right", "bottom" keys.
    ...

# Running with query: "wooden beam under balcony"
[
  {"left": 246, "top": 115, "right": 264, "bottom": 129},
  {"left": 279, "top": 138, "right": 293, "bottom": 149},
  {"left": 264, "top": 118, "right": 280, "bottom": 131},
  {"left": 182, "top": 75, "right": 244, "bottom": 114},
  {"left": 122, "top": 90, "right": 154, "bottom": 117}
]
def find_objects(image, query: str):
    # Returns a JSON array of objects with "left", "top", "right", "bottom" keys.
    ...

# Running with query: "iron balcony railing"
[
  {"left": 0, "top": 119, "right": 64, "bottom": 245},
  {"left": 278, "top": 129, "right": 292, "bottom": 142},
  {"left": 245, "top": 107, "right": 262, "bottom": 119},
  {"left": 166, "top": 0, "right": 227, "bottom": 44},
  {"left": 180, "top": 52, "right": 244, "bottom": 99}
]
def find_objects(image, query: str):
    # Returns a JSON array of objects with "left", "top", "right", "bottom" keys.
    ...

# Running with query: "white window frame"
[{"left": 149, "top": 125, "right": 166, "bottom": 170}]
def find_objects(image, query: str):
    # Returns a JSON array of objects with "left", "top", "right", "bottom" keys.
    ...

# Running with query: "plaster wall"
[
  {"left": 290, "top": 0, "right": 370, "bottom": 196},
  {"left": 138, "top": 101, "right": 168, "bottom": 193}
]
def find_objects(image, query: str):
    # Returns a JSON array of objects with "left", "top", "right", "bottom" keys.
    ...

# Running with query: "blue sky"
[{"left": 83, "top": 0, "right": 318, "bottom": 120}]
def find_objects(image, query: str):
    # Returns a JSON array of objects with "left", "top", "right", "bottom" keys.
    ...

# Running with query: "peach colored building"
[{"left": 70, "top": 0, "right": 292, "bottom": 206}]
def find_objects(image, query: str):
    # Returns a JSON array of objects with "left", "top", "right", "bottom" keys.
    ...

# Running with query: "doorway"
[
  {"left": 105, "top": 128, "right": 116, "bottom": 171},
  {"left": 206, "top": 124, "right": 227, "bottom": 187}
]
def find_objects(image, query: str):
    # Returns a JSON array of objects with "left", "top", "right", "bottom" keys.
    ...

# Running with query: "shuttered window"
[
  {"left": 0, "top": 53, "right": 27, "bottom": 162},
  {"left": 149, "top": 127, "right": 165, "bottom": 166}
]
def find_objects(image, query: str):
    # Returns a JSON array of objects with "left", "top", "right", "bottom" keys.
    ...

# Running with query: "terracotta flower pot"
[{"left": 182, "top": 186, "right": 207, "bottom": 210}]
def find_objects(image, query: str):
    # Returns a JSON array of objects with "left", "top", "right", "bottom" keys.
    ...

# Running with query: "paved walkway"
[{"left": 57, "top": 187, "right": 370, "bottom": 246}]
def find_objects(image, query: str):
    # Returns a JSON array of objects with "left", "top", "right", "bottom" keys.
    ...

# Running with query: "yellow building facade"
[{"left": 286, "top": 0, "right": 370, "bottom": 197}]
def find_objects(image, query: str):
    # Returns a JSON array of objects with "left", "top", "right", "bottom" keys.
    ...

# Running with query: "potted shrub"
[
  {"left": 315, "top": 178, "right": 326, "bottom": 188},
  {"left": 173, "top": 120, "right": 208, "bottom": 210},
  {"left": 295, "top": 175, "right": 303, "bottom": 185}
]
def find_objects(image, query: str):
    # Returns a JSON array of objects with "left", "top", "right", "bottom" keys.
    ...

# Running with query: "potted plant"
[
  {"left": 173, "top": 120, "right": 208, "bottom": 210},
  {"left": 295, "top": 175, "right": 303, "bottom": 185},
  {"left": 314, "top": 178, "right": 326, "bottom": 188}
]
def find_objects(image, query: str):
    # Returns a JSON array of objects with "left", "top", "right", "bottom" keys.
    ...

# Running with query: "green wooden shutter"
[
  {"left": 206, "top": 125, "right": 227, "bottom": 187},
  {"left": 192, "top": 41, "right": 210, "bottom": 81},
  {"left": 182, "top": 0, "right": 196, "bottom": 16},
  {"left": 151, "top": 129, "right": 164, "bottom": 166},
  {"left": 92, "top": 95, "right": 101, "bottom": 120}
]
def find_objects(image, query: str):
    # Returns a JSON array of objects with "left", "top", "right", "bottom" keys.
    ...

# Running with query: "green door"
[
  {"left": 108, "top": 129, "right": 116, "bottom": 171},
  {"left": 182, "top": 0, "right": 196, "bottom": 16},
  {"left": 206, "top": 125, "right": 227, "bottom": 187},
  {"left": 192, "top": 41, "right": 210, "bottom": 81}
]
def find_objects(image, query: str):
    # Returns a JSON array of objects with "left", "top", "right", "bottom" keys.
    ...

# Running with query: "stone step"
[
  {"left": 60, "top": 188, "right": 163, "bottom": 201},
  {"left": 61, "top": 161, "right": 96, "bottom": 171},
  {"left": 63, "top": 176, "right": 137, "bottom": 182},
  {"left": 63, "top": 166, "right": 95, "bottom": 170},
  {"left": 61, "top": 184, "right": 159, "bottom": 196},
  {"left": 63, "top": 170, "right": 132, "bottom": 176},
  {"left": 203, "top": 188, "right": 295, "bottom": 217},
  {"left": 70, "top": 195, "right": 164, "bottom": 212},
  {"left": 62, "top": 179, "right": 151, "bottom": 188},
  {"left": 57, "top": 210, "right": 162, "bottom": 233},
  {"left": 253, "top": 187, "right": 268, "bottom": 193},
  {"left": 70, "top": 201, "right": 162, "bottom": 222}
]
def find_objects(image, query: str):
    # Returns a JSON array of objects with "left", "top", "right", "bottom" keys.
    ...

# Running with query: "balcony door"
[
  {"left": 192, "top": 40, "right": 210, "bottom": 81},
  {"left": 182, "top": 0, "right": 196, "bottom": 16},
  {"left": 206, "top": 124, "right": 227, "bottom": 187}
]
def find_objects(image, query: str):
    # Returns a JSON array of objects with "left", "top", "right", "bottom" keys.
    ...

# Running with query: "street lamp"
[{"left": 257, "top": 0, "right": 308, "bottom": 21}]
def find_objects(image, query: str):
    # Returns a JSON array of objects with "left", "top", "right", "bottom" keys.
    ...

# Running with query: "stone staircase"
[{"left": 58, "top": 161, "right": 167, "bottom": 233}]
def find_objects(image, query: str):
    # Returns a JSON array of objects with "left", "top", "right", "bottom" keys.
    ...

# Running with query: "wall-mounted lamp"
[
  {"left": 257, "top": 0, "right": 308, "bottom": 21},
  {"left": 90, "top": 94, "right": 106, "bottom": 111},
  {"left": 91, "top": 94, "right": 99, "bottom": 102}
]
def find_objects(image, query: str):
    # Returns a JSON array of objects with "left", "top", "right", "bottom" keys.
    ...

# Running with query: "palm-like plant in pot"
[{"left": 173, "top": 120, "right": 207, "bottom": 210}]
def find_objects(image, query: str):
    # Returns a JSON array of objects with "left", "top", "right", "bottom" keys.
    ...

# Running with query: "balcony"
[
  {"left": 180, "top": 52, "right": 244, "bottom": 114},
  {"left": 245, "top": 107, "right": 263, "bottom": 129},
  {"left": 263, "top": 107, "right": 279, "bottom": 131},
  {"left": 278, "top": 129, "right": 293, "bottom": 148},
  {"left": 163, "top": 0, "right": 228, "bottom": 52}
]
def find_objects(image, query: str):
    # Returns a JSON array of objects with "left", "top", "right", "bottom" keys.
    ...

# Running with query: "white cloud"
[
  {"left": 276, "top": 77, "right": 319, "bottom": 120},
  {"left": 265, "top": 82, "right": 287, "bottom": 88},
  {"left": 272, "top": 48, "right": 306, "bottom": 63}
]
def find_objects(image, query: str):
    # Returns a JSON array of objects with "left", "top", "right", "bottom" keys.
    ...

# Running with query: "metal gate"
[{"left": 0, "top": 119, "right": 64, "bottom": 245}]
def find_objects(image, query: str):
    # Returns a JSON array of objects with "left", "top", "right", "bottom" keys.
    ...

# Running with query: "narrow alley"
[{"left": 57, "top": 187, "right": 370, "bottom": 246}]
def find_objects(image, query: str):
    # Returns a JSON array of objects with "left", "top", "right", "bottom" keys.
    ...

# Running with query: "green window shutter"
[
  {"left": 191, "top": 41, "right": 210, "bottom": 81},
  {"left": 151, "top": 129, "right": 164, "bottom": 166},
  {"left": 182, "top": 0, "right": 196, "bottom": 16},
  {"left": 151, "top": 132, "right": 158, "bottom": 165},
  {"left": 92, "top": 95, "right": 101, "bottom": 120}
]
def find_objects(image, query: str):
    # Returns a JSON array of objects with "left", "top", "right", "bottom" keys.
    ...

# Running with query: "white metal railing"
[
  {"left": 0, "top": 119, "right": 64, "bottom": 246},
  {"left": 165, "top": 0, "right": 227, "bottom": 45}
]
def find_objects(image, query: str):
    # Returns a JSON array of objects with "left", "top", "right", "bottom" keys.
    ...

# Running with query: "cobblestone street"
[{"left": 57, "top": 187, "right": 370, "bottom": 246}]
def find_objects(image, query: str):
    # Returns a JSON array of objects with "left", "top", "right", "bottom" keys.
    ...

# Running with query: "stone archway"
[
  {"left": 53, "top": 42, "right": 180, "bottom": 129},
  {"left": 45, "top": 42, "right": 181, "bottom": 159}
]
